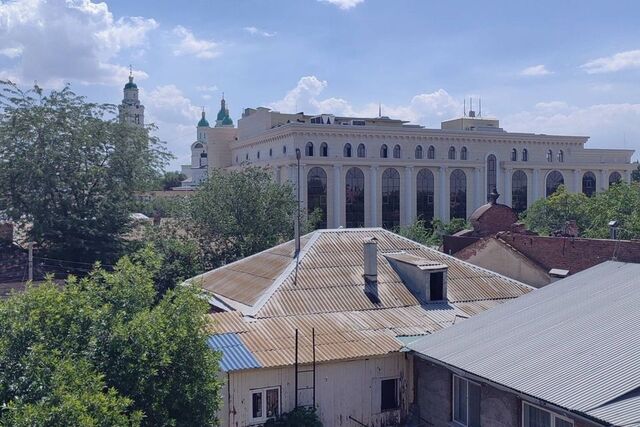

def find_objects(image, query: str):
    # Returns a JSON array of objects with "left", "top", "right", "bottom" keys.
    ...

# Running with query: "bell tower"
[{"left": 118, "top": 66, "right": 145, "bottom": 127}]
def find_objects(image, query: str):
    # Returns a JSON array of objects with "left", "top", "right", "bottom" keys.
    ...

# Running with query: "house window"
[
  {"left": 380, "top": 378, "right": 399, "bottom": 412},
  {"left": 415, "top": 145, "right": 423, "bottom": 159},
  {"left": 380, "top": 144, "right": 388, "bottom": 158},
  {"left": 393, "top": 144, "right": 401, "bottom": 159},
  {"left": 523, "top": 402, "right": 573, "bottom": 427},
  {"left": 352, "top": 119, "right": 366, "bottom": 126},
  {"left": 343, "top": 143, "right": 352, "bottom": 157},
  {"left": 547, "top": 150, "right": 553, "bottom": 162},
  {"left": 522, "top": 148, "right": 528, "bottom": 162},
  {"left": 453, "top": 376, "right": 480, "bottom": 427},
  {"left": 557, "top": 150, "right": 564, "bottom": 163},
  {"left": 305, "top": 142, "right": 314, "bottom": 157},
  {"left": 511, "top": 148, "right": 517, "bottom": 161},
  {"left": 357, "top": 143, "right": 366, "bottom": 158},
  {"left": 448, "top": 146, "right": 456, "bottom": 160},
  {"left": 283, "top": 146, "right": 287, "bottom": 154},
  {"left": 250, "top": 387, "right": 280, "bottom": 423},
  {"left": 310, "top": 116, "right": 323, "bottom": 124},
  {"left": 320, "top": 142, "right": 328, "bottom": 157},
  {"left": 427, "top": 145, "right": 435, "bottom": 159},
  {"left": 269, "top": 148, "right": 273, "bottom": 157}
]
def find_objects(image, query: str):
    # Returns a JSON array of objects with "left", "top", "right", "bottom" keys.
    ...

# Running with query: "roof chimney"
[{"left": 363, "top": 237, "right": 378, "bottom": 301}]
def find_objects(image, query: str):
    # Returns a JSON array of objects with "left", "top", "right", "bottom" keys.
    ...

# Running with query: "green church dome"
[
  {"left": 198, "top": 111, "right": 210, "bottom": 127},
  {"left": 216, "top": 108, "right": 227, "bottom": 121},
  {"left": 221, "top": 115, "right": 233, "bottom": 126},
  {"left": 124, "top": 75, "right": 137, "bottom": 90}
]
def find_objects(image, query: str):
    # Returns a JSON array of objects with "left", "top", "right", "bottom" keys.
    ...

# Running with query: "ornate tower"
[
  {"left": 118, "top": 67, "right": 145, "bottom": 127},
  {"left": 215, "top": 94, "right": 233, "bottom": 128}
]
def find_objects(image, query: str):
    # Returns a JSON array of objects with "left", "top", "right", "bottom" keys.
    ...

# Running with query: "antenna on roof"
[
  {"left": 463, "top": 99, "right": 466, "bottom": 117},
  {"left": 479, "top": 98, "right": 482, "bottom": 117},
  {"left": 294, "top": 148, "right": 302, "bottom": 257},
  {"left": 378, "top": 102, "right": 382, "bottom": 118}
]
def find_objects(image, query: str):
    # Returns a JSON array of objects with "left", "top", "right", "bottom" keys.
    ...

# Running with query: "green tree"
[
  {"left": 186, "top": 167, "right": 296, "bottom": 264},
  {"left": 582, "top": 182, "right": 640, "bottom": 239},
  {"left": 0, "top": 81, "right": 169, "bottom": 264},
  {"left": 632, "top": 161, "right": 640, "bottom": 183},
  {"left": 0, "top": 250, "right": 221, "bottom": 426},
  {"left": 396, "top": 218, "right": 470, "bottom": 247},
  {"left": 521, "top": 185, "right": 590, "bottom": 235},
  {"left": 155, "top": 171, "right": 187, "bottom": 190}
]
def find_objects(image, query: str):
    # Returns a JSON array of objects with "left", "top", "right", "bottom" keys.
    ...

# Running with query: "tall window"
[
  {"left": 427, "top": 145, "right": 435, "bottom": 159},
  {"left": 523, "top": 402, "right": 573, "bottom": 427},
  {"left": 609, "top": 171, "right": 622, "bottom": 185},
  {"left": 546, "top": 171, "right": 564, "bottom": 197},
  {"left": 283, "top": 145, "right": 287, "bottom": 154},
  {"left": 547, "top": 150, "right": 553, "bottom": 162},
  {"left": 305, "top": 142, "right": 314, "bottom": 157},
  {"left": 453, "top": 376, "right": 480, "bottom": 427},
  {"left": 450, "top": 169, "right": 467, "bottom": 220},
  {"left": 320, "top": 142, "right": 328, "bottom": 157},
  {"left": 416, "top": 168, "right": 434, "bottom": 223},
  {"left": 393, "top": 144, "right": 401, "bottom": 159},
  {"left": 582, "top": 171, "right": 596, "bottom": 197},
  {"left": 522, "top": 148, "right": 528, "bottom": 161},
  {"left": 448, "top": 146, "right": 456, "bottom": 160},
  {"left": 512, "top": 170, "right": 528, "bottom": 213},
  {"left": 511, "top": 148, "right": 517, "bottom": 161},
  {"left": 343, "top": 143, "right": 352, "bottom": 157},
  {"left": 461, "top": 146, "right": 468, "bottom": 160},
  {"left": 380, "top": 378, "right": 399, "bottom": 412},
  {"left": 345, "top": 167, "right": 365, "bottom": 227},
  {"left": 486, "top": 154, "right": 497, "bottom": 201},
  {"left": 382, "top": 168, "right": 400, "bottom": 229},
  {"left": 357, "top": 143, "right": 366, "bottom": 158},
  {"left": 415, "top": 145, "right": 423, "bottom": 159},
  {"left": 307, "top": 167, "right": 327, "bottom": 229},
  {"left": 557, "top": 150, "right": 564, "bottom": 162},
  {"left": 380, "top": 144, "right": 388, "bottom": 158}
]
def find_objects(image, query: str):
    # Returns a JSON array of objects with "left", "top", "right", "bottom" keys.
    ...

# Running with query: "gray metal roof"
[
  {"left": 206, "top": 333, "right": 261, "bottom": 372},
  {"left": 408, "top": 261, "right": 640, "bottom": 426}
]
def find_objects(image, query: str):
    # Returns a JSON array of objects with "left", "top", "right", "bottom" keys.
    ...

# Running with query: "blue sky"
[{"left": 1, "top": 0, "right": 639, "bottom": 168}]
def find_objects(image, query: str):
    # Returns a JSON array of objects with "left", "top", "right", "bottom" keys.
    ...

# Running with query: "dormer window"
[
  {"left": 384, "top": 253, "right": 448, "bottom": 304},
  {"left": 352, "top": 120, "right": 366, "bottom": 126},
  {"left": 310, "top": 116, "right": 323, "bottom": 124}
]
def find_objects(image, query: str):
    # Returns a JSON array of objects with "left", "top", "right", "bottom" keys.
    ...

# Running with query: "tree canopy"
[
  {"left": 522, "top": 183, "right": 640, "bottom": 239},
  {"left": 0, "top": 248, "right": 221, "bottom": 426},
  {"left": 0, "top": 81, "right": 169, "bottom": 263}
]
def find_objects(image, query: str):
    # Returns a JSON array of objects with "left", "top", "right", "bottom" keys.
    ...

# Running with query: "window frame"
[
  {"left": 452, "top": 375, "right": 480, "bottom": 427},
  {"left": 522, "top": 401, "right": 574, "bottom": 427},
  {"left": 249, "top": 386, "right": 281, "bottom": 424},
  {"left": 380, "top": 377, "right": 400, "bottom": 413}
]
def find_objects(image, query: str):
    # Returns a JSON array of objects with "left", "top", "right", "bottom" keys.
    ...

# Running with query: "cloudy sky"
[{"left": 1, "top": 0, "right": 639, "bottom": 168}]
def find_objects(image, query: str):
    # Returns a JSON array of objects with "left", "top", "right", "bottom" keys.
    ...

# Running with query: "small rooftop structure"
[{"left": 409, "top": 261, "right": 640, "bottom": 426}]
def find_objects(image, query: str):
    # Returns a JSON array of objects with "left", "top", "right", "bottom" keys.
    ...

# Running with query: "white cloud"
[
  {"left": 503, "top": 102, "right": 640, "bottom": 155},
  {"left": 520, "top": 64, "right": 553, "bottom": 76},
  {"left": 172, "top": 26, "right": 220, "bottom": 59},
  {"left": 268, "top": 75, "right": 461, "bottom": 126},
  {"left": 143, "top": 85, "right": 201, "bottom": 167},
  {"left": 581, "top": 49, "right": 640, "bottom": 74},
  {"left": 0, "top": 0, "right": 157, "bottom": 86},
  {"left": 244, "top": 26, "right": 276, "bottom": 37},
  {"left": 318, "top": 0, "right": 364, "bottom": 10}
]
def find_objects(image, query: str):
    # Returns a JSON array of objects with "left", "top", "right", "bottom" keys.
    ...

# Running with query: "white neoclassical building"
[{"left": 181, "top": 99, "right": 635, "bottom": 227}]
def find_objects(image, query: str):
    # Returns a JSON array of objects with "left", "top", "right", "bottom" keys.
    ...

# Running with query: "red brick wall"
[
  {"left": 471, "top": 204, "right": 518, "bottom": 236},
  {"left": 498, "top": 232, "right": 640, "bottom": 273}
]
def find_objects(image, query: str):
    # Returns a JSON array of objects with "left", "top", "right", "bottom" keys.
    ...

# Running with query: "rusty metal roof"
[{"left": 201, "top": 228, "right": 532, "bottom": 369}]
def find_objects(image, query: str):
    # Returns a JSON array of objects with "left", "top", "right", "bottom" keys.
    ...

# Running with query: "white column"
[
  {"left": 333, "top": 165, "right": 342, "bottom": 228},
  {"left": 573, "top": 169, "right": 582, "bottom": 193},
  {"left": 532, "top": 169, "right": 540, "bottom": 201},
  {"left": 474, "top": 167, "right": 482, "bottom": 209},
  {"left": 600, "top": 169, "right": 609, "bottom": 191},
  {"left": 504, "top": 168, "right": 512, "bottom": 206},
  {"left": 404, "top": 166, "right": 414, "bottom": 225},
  {"left": 439, "top": 166, "right": 447, "bottom": 221},
  {"left": 496, "top": 163, "right": 502, "bottom": 197},
  {"left": 370, "top": 165, "right": 378, "bottom": 227}
]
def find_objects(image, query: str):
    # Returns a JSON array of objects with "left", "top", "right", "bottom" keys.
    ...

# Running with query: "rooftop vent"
[
  {"left": 384, "top": 253, "right": 448, "bottom": 303},
  {"left": 363, "top": 237, "right": 379, "bottom": 301}
]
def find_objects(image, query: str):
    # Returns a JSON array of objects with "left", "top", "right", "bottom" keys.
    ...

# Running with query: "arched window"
[
  {"left": 557, "top": 150, "right": 564, "bottom": 163},
  {"left": 448, "top": 146, "right": 456, "bottom": 160},
  {"left": 427, "top": 145, "right": 435, "bottom": 159},
  {"left": 257, "top": 151, "right": 260, "bottom": 159},
  {"left": 320, "top": 142, "right": 328, "bottom": 157},
  {"left": 380, "top": 144, "right": 388, "bottom": 158},
  {"left": 546, "top": 171, "right": 564, "bottom": 197},
  {"left": 305, "top": 142, "right": 314, "bottom": 157},
  {"left": 522, "top": 149, "right": 528, "bottom": 162},
  {"left": 193, "top": 143, "right": 203, "bottom": 149},
  {"left": 343, "top": 143, "right": 352, "bottom": 158},
  {"left": 307, "top": 167, "right": 327, "bottom": 229},
  {"left": 450, "top": 169, "right": 467, "bottom": 220},
  {"left": 609, "top": 171, "right": 622, "bottom": 185},
  {"left": 415, "top": 145, "right": 423, "bottom": 159},
  {"left": 235, "top": 155, "right": 238, "bottom": 163},
  {"left": 393, "top": 144, "right": 401, "bottom": 159},
  {"left": 582, "top": 171, "right": 596, "bottom": 197},
  {"left": 269, "top": 148, "right": 273, "bottom": 157},
  {"left": 245, "top": 153, "right": 249, "bottom": 161},
  {"left": 547, "top": 150, "right": 553, "bottom": 162},
  {"left": 345, "top": 167, "right": 365, "bottom": 228},
  {"left": 512, "top": 170, "right": 528, "bottom": 213},
  {"left": 283, "top": 146, "right": 287, "bottom": 154},
  {"left": 461, "top": 147, "right": 468, "bottom": 160},
  {"left": 382, "top": 168, "right": 400, "bottom": 229},
  {"left": 416, "top": 168, "right": 434, "bottom": 223},
  {"left": 357, "top": 143, "right": 366, "bottom": 158},
  {"left": 486, "top": 154, "right": 497, "bottom": 201},
  {"left": 511, "top": 148, "right": 517, "bottom": 161}
]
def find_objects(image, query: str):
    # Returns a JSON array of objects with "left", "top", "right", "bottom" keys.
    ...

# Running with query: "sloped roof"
[
  {"left": 408, "top": 261, "right": 640, "bottom": 426},
  {"left": 198, "top": 228, "right": 532, "bottom": 369}
]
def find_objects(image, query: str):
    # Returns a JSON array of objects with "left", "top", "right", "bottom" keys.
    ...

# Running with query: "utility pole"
[{"left": 295, "top": 148, "right": 301, "bottom": 257}]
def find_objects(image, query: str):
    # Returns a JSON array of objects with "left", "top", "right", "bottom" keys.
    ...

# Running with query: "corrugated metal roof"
[
  {"left": 409, "top": 261, "right": 640, "bottom": 426},
  {"left": 206, "top": 333, "right": 261, "bottom": 372},
  {"left": 201, "top": 228, "right": 532, "bottom": 371}
]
